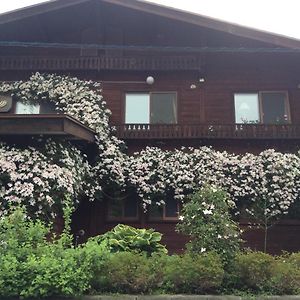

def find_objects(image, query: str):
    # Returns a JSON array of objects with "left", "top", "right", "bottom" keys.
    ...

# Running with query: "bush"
[
  {"left": 232, "top": 251, "right": 275, "bottom": 292},
  {"left": 94, "top": 251, "right": 164, "bottom": 294},
  {"left": 177, "top": 187, "right": 241, "bottom": 263},
  {"left": 0, "top": 207, "right": 93, "bottom": 298},
  {"left": 268, "top": 255, "right": 300, "bottom": 295},
  {"left": 94, "top": 224, "right": 167, "bottom": 255},
  {"left": 163, "top": 252, "right": 224, "bottom": 294}
]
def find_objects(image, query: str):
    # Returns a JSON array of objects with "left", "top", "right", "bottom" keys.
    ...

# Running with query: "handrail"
[{"left": 113, "top": 123, "right": 300, "bottom": 140}]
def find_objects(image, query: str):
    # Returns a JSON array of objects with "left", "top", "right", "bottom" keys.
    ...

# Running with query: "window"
[
  {"left": 234, "top": 92, "right": 289, "bottom": 124},
  {"left": 107, "top": 196, "right": 139, "bottom": 221},
  {"left": 15, "top": 102, "right": 40, "bottom": 114},
  {"left": 15, "top": 101, "right": 57, "bottom": 114},
  {"left": 125, "top": 92, "right": 177, "bottom": 124},
  {"left": 148, "top": 197, "right": 180, "bottom": 221}
]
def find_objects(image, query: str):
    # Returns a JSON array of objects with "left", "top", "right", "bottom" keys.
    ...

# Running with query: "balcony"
[
  {"left": 114, "top": 124, "right": 300, "bottom": 140},
  {"left": 0, "top": 114, "right": 95, "bottom": 142}
]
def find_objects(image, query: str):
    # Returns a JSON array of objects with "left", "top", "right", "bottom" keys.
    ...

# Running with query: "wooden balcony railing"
[
  {"left": 114, "top": 124, "right": 300, "bottom": 140},
  {"left": 0, "top": 55, "right": 203, "bottom": 71}
]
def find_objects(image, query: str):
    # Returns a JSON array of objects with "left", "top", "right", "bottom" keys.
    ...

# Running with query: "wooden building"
[{"left": 1, "top": 0, "right": 300, "bottom": 253}]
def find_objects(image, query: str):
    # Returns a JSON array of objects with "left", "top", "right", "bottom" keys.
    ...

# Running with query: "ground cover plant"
[{"left": 93, "top": 224, "right": 168, "bottom": 255}]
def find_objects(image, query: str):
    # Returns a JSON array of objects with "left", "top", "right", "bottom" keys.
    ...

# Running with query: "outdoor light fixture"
[
  {"left": 199, "top": 77, "right": 205, "bottom": 83},
  {"left": 146, "top": 76, "right": 155, "bottom": 85}
]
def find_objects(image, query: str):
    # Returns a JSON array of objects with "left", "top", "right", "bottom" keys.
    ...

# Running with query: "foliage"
[
  {"left": 240, "top": 150, "right": 300, "bottom": 252},
  {"left": 125, "top": 147, "right": 300, "bottom": 216},
  {"left": 228, "top": 251, "right": 300, "bottom": 295},
  {"left": 0, "top": 207, "right": 92, "bottom": 298},
  {"left": 232, "top": 251, "right": 275, "bottom": 292},
  {"left": 177, "top": 187, "right": 241, "bottom": 262},
  {"left": 3, "top": 208, "right": 300, "bottom": 297},
  {"left": 94, "top": 224, "right": 168, "bottom": 255},
  {"left": 163, "top": 252, "right": 224, "bottom": 294},
  {"left": 94, "top": 252, "right": 162, "bottom": 294},
  {"left": 0, "top": 140, "right": 90, "bottom": 220},
  {"left": 268, "top": 257, "right": 300, "bottom": 295}
]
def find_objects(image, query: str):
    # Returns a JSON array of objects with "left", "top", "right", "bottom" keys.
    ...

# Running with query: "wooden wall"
[{"left": 72, "top": 199, "right": 300, "bottom": 254}]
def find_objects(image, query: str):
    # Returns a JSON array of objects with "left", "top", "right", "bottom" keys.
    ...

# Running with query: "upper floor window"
[
  {"left": 15, "top": 101, "right": 57, "bottom": 114},
  {"left": 125, "top": 92, "right": 177, "bottom": 124},
  {"left": 234, "top": 91, "right": 289, "bottom": 124}
]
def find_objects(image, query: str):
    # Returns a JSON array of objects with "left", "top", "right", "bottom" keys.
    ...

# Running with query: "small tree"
[
  {"left": 241, "top": 150, "right": 300, "bottom": 252},
  {"left": 177, "top": 187, "right": 241, "bottom": 263}
]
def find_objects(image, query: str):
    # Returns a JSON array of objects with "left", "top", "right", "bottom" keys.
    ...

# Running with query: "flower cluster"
[
  {"left": 0, "top": 73, "right": 126, "bottom": 199},
  {"left": 125, "top": 147, "right": 300, "bottom": 223},
  {"left": 0, "top": 141, "right": 90, "bottom": 219}
]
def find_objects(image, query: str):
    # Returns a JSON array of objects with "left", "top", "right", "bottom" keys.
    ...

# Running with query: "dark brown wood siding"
[{"left": 72, "top": 199, "right": 300, "bottom": 254}]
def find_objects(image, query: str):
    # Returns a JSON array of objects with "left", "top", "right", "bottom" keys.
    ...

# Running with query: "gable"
[{"left": 0, "top": 0, "right": 299, "bottom": 50}]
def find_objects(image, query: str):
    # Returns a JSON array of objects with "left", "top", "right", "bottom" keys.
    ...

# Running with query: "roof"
[{"left": 0, "top": 0, "right": 300, "bottom": 49}]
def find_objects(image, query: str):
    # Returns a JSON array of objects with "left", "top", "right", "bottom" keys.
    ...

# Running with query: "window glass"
[
  {"left": 125, "top": 92, "right": 177, "bottom": 124},
  {"left": 165, "top": 197, "right": 179, "bottom": 218},
  {"left": 150, "top": 93, "right": 177, "bottom": 124},
  {"left": 148, "top": 197, "right": 179, "bottom": 220},
  {"left": 15, "top": 102, "right": 40, "bottom": 114},
  {"left": 107, "top": 199, "right": 123, "bottom": 219},
  {"left": 148, "top": 205, "right": 164, "bottom": 220},
  {"left": 124, "top": 197, "right": 138, "bottom": 218},
  {"left": 234, "top": 94, "right": 259, "bottom": 123},
  {"left": 261, "top": 92, "right": 287, "bottom": 124},
  {"left": 125, "top": 93, "right": 149, "bottom": 124},
  {"left": 107, "top": 196, "right": 139, "bottom": 220},
  {"left": 40, "top": 101, "right": 57, "bottom": 114}
]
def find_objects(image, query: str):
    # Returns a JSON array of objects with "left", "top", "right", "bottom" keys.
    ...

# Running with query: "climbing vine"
[{"left": 0, "top": 73, "right": 300, "bottom": 225}]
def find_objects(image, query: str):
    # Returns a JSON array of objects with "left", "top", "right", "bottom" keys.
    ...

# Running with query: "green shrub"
[
  {"left": 232, "top": 251, "right": 275, "bottom": 292},
  {"left": 264, "top": 253, "right": 300, "bottom": 295},
  {"left": 0, "top": 207, "right": 93, "bottom": 298},
  {"left": 94, "top": 224, "right": 167, "bottom": 255},
  {"left": 285, "top": 252, "right": 300, "bottom": 268},
  {"left": 177, "top": 187, "right": 241, "bottom": 263},
  {"left": 268, "top": 258, "right": 300, "bottom": 295},
  {"left": 163, "top": 252, "right": 224, "bottom": 294},
  {"left": 95, "top": 251, "right": 163, "bottom": 294}
]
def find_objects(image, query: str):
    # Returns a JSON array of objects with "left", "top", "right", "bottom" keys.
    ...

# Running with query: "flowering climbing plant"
[
  {"left": 125, "top": 147, "right": 300, "bottom": 216},
  {"left": 0, "top": 72, "right": 300, "bottom": 228},
  {"left": 0, "top": 140, "right": 90, "bottom": 220},
  {"left": 0, "top": 73, "right": 126, "bottom": 219}
]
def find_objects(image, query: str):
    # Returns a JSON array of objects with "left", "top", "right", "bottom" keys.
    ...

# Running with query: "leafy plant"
[
  {"left": 163, "top": 252, "right": 224, "bottom": 294},
  {"left": 0, "top": 207, "right": 93, "bottom": 298},
  {"left": 94, "top": 251, "right": 163, "bottom": 294},
  {"left": 269, "top": 257, "right": 300, "bottom": 295},
  {"left": 94, "top": 224, "right": 168, "bottom": 255},
  {"left": 232, "top": 251, "right": 275, "bottom": 292},
  {"left": 177, "top": 187, "right": 241, "bottom": 263}
]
